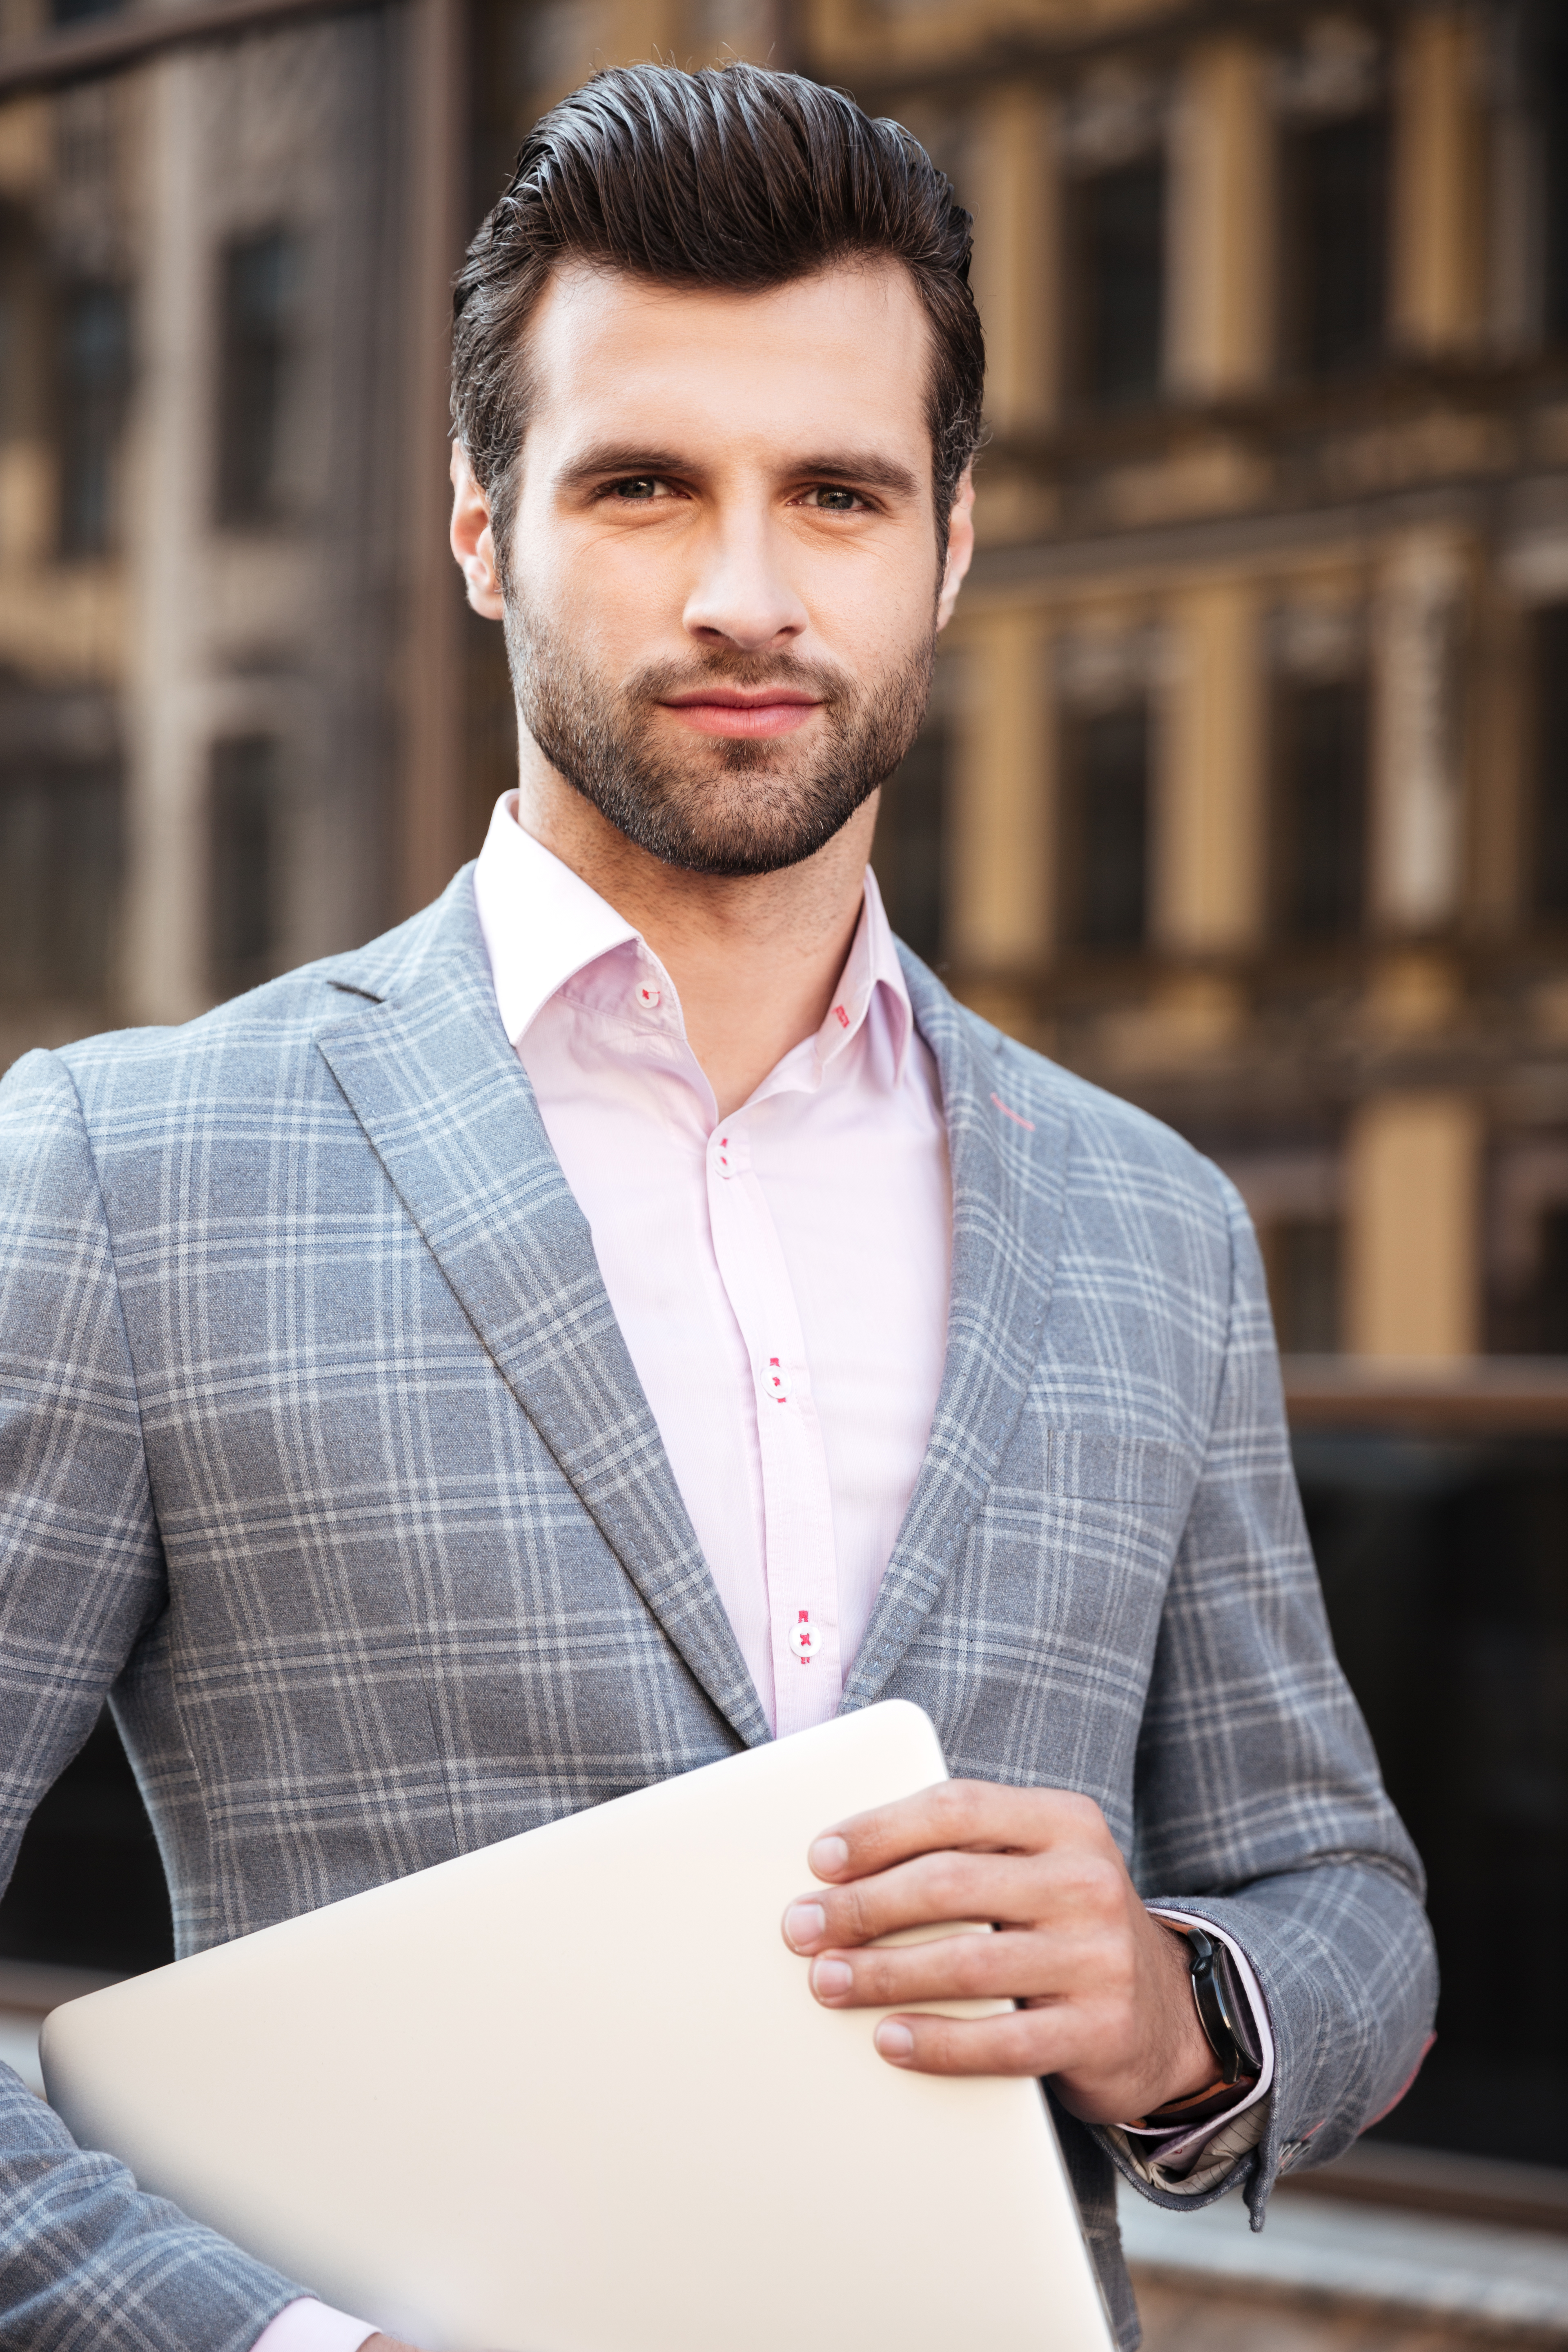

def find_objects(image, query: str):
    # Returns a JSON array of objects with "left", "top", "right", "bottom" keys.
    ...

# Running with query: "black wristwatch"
[{"left": 1184, "top": 1926, "right": 1263, "bottom": 2085}]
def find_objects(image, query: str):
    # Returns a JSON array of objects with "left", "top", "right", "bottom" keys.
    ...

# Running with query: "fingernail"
[
  {"left": 875, "top": 2021, "right": 914, "bottom": 2060},
  {"left": 811, "top": 1958, "right": 853, "bottom": 1998},
  {"left": 808, "top": 1834, "right": 850, "bottom": 1877},
  {"left": 783, "top": 1901, "right": 827, "bottom": 1950}
]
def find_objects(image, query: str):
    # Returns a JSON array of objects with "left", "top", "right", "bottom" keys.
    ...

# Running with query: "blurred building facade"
[
  {"left": 820, "top": 0, "right": 1568, "bottom": 1370},
  {"left": 0, "top": 0, "right": 453, "bottom": 1075},
  {"left": 0, "top": 0, "right": 1564, "bottom": 2178},
  {"left": 9, "top": 0, "right": 1566, "bottom": 1370}
]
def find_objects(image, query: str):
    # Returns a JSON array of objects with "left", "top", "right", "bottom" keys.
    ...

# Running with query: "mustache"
[{"left": 624, "top": 650, "right": 854, "bottom": 707}]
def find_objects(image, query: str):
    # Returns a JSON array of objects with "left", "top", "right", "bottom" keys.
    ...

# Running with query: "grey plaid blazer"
[{"left": 0, "top": 868, "right": 1434, "bottom": 2352}]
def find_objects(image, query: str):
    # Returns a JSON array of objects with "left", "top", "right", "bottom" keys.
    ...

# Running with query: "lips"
[{"left": 659, "top": 689, "right": 822, "bottom": 740}]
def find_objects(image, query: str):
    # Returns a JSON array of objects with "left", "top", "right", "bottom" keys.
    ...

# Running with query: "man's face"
[{"left": 483, "top": 259, "right": 971, "bottom": 877}]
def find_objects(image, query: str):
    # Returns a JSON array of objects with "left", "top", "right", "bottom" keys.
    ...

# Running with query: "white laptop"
[{"left": 42, "top": 1699, "right": 1115, "bottom": 2352}]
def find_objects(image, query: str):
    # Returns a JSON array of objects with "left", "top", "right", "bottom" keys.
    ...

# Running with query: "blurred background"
[{"left": 0, "top": 0, "right": 1566, "bottom": 2340}]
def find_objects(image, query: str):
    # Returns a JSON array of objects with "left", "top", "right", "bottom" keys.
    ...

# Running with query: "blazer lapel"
[
  {"left": 316, "top": 870, "right": 771, "bottom": 1750},
  {"left": 839, "top": 953, "right": 1070, "bottom": 1713}
]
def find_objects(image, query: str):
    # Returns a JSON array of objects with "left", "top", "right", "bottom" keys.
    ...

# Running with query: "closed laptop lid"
[{"left": 42, "top": 1700, "right": 1115, "bottom": 2352}]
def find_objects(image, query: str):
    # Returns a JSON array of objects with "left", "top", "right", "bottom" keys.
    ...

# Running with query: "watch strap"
[{"left": 1185, "top": 1925, "right": 1263, "bottom": 2085}]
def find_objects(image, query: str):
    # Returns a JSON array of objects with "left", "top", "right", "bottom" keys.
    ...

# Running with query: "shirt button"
[
  {"left": 788, "top": 1612, "right": 815, "bottom": 1662},
  {"left": 715, "top": 1134, "right": 731, "bottom": 1177},
  {"left": 636, "top": 983, "right": 661, "bottom": 1011}
]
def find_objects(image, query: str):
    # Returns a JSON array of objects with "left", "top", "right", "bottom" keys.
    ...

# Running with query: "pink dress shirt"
[
  {"left": 252, "top": 795, "right": 1269, "bottom": 2352},
  {"left": 476, "top": 794, "right": 952, "bottom": 1735}
]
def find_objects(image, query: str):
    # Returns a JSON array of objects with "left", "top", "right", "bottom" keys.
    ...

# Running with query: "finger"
[
  {"left": 808, "top": 1928, "right": 1028, "bottom": 2009},
  {"left": 871, "top": 2004, "right": 1086, "bottom": 2078},
  {"left": 807, "top": 1778, "right": 1109, "bottom": 1885},
  {"left": 783, "top": 1841, "right": 1127, "bottom": 1955},
  {"left": 784, "top": 1848, "right": 1029, "bottom": 1953}
]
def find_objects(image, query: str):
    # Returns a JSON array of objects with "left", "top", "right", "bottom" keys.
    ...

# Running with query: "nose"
[{"left": 681, "top": 510, "right": 808, "bottom": 653}]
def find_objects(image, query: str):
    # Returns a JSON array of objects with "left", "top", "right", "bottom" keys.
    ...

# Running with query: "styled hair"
[{"left": 450, "top": 62, "right": 984, "bottom": 569}]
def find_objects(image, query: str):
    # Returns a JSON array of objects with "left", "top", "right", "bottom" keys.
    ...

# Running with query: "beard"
[{"left": 502, "top": 594, "right": 935, "bottom": 877}]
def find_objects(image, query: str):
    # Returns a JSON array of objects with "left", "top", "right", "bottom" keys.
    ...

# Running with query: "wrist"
[
  {"left": 1150, "top": 1920, "right": 1222, "bottom": 2107},
  {"left": 1141, "top": 1922, "right": 1260, "bottom": 2124}
]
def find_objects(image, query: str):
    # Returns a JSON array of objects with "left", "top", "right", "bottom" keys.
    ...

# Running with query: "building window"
[
  {"left": 58, "top": 282, "right": 130, "bottom": 557},
  {"left": 1535, "top": 603, "right": 1568, "bottom": 921},
  {"left": 1272, "top": 675, "right": 1368, "bottom": 941},
  {"left": 1267, "top": 1215, "right": 1342, "bottom": 1352},
  {"left": 216, "top": 230, "right": 303, "bottom": 526},
  {"left": 1070, "top": 157, "right": 1166, "bottom": 410},
  {"left": 1281, "top": 112, "right": 1388, "bottom": 377},
  {"left": 1530, "top": 2, "right": 1568, "bottom": 342},
  {"left": 1536, "top": 1207, "right": 1568, "bottom": 1353},
  {"left": 0, "top": 760, "right": 122, "bottom": 1006},
  {"left": 871, "top": 722, "right": 946, "bottom": 967},
  {"left": 1063, "top": 701, "right": 1149, "bottom": 950},
  {"left": 209, "top": 735, "right": 285, "bottom": 994}
]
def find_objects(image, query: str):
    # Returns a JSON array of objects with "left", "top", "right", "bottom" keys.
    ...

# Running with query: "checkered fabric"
[{"left": 0, "top": 867, "right": 1436, "bottom": 2352}]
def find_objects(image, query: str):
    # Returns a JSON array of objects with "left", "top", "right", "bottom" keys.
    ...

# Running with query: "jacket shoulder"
[
  {"left": 901, "top": 949, "right": 1237, "bottom": 1229},
  {"left": 44, "top": 885, "right": 461, "bottom": 1106}
]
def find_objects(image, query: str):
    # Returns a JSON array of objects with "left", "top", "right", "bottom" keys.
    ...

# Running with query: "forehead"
[{"left": 521, "top": 258, "right": 935, "bottom": 476}]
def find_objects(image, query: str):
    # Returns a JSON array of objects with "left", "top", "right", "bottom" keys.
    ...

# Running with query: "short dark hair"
[{"left": 450, "top": 62, "right": 984, "bottom": 572}]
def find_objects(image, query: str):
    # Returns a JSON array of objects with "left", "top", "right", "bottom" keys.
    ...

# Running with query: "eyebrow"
[{"left": 555, "top": 444, "right": 922, "bottom": 499}]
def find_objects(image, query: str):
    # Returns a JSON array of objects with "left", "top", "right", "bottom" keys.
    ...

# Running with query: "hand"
[{"left": 780, "top": 1779, "right": 1218, "bottom": 2126}]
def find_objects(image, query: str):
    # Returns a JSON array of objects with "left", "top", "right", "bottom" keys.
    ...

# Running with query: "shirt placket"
[{"left": 706, "top": 1115, "right": 842, "bottom": 1737}]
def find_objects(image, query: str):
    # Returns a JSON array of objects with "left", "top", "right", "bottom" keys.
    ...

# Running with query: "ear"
[
  {"left": 935, "top": 466, "right": 976, "bottom": 632},
  {"left": 450, "top": 441, "right": 505, "bottom": 619}
]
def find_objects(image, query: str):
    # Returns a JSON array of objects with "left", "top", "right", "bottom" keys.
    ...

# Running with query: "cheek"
[
  {"left": 558, "top": 532, "right": 695, "bottom": 659},
  {"left": 803, "top": 551, "right": 935, "bottom": 670}
]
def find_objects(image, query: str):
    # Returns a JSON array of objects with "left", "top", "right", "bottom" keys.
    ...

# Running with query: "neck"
[{"left": 512, "top": 748, "right": 878, "bottom": 1121}]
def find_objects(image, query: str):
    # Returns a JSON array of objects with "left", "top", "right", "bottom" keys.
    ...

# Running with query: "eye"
[
  {"left": 606, "top": 476, "right": 669, "bottom": 501},
  {"left": 802, "top": 485, "right": 864, "bottom": 512}
]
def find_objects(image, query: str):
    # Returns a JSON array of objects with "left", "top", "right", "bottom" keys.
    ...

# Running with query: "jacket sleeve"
[
  {"left": 1108, "top": 1165, "right": 1438, "bottom": 2223},
  {"left": 0, "top": 1047, "right": 303, "bottom": 2350}
]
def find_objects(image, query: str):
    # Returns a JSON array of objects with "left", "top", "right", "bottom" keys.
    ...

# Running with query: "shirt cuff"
[
  {"left": 1105, "top": 1908, "right": 1275, "bottom": 2196},
  {"left": 251, "top": 2299, "right": 381, "bottom": 2352}
]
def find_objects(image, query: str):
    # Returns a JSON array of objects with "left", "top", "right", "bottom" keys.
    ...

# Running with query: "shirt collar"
[
  {"left": 472, "top": 790, "right": 915, "bottom": 1084},
  {"left": 811, "top": 860, "right": 913, "bottom": 1084},
  {"left": 473, "top": 793, "right": 641, "bottom": 1048}
]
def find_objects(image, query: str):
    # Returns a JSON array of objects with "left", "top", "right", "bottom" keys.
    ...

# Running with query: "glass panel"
[
  {"left": 1073, "top": 157, "right": 1165, "bottom": 410},
  {"left": 58, "top": 281, "right": 131, "bottom": 557},
  {"left": 216, "top": 228, "right": 303, "bottom": 528},
  {"left": 1273, "top": 675, "right": 1368, "bottom": 941},
  {"left": 1535, "top": 602, "right": 1568, "bottom": 918},
  {"left": 1269, "top": 1214, "right": 1343, "bottom": 1353},
  {"left": 1533, "top": 0, "right": 1568, "bottom": 342},
  {"left": 209, "top": 732, "right": 284, "bottom": 994},
  {"left": 871, "top": 719, "right": 946, "bottom": 966},
  {"left": 1541, "top": 1207, "right": 1568, "bottom": 1353},
  {"left": 1065, "top": 701, "right": 1148, "bottom": 949},
  {"left": 1299, "top": 1432, "right": 1568, "bottom": 2163},
  {"left": 1283, "top": 112, "right": 1388, "bottom": 377}
]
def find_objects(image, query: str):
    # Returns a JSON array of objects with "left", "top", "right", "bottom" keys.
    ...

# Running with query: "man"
[{"left": 0, "top": 62, "right": 1434, "bottom": 2352}]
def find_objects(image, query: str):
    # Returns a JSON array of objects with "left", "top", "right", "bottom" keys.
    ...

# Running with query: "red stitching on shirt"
[
  {"left": 833, "top": 1003, "right": 850, "bottom": 1028},
  {"left": 990, "top": 1091, "right": 1036, "bottom": 1132}
]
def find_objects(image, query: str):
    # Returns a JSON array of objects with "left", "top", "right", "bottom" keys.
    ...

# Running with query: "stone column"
[
  {"left": 122, "top": 51, "right": 209, "bottom": 1027},
  {"left": 949, "top": 605, "right": 1054, "bottom": 1002},
  {"left": 1168, "top": 38, "right": 1273, "bottom": 399},
  {"left": 398, "top": 0, "right": 467, "bottom": 917},
  {"left": 1345, "top": 1091, "right": 1481, "bottom": 1357},
  {"left": 1392, "top": 3, "right": 1486, "bottom": 356},
  {"left": 1372, "top": 529, "right": 1469, "bottom": 935},
  {"left": 968, "top": 87, "right": 1060, "bottom": 437},
  {"left": 1154, "top": 577, "right": 1265, "bottom": 955}
]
